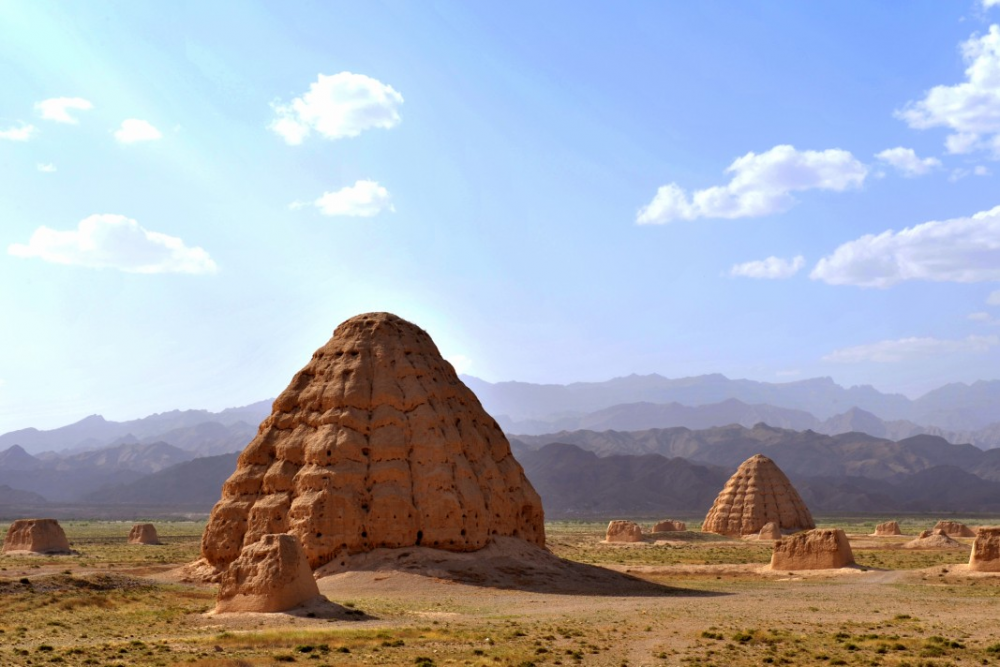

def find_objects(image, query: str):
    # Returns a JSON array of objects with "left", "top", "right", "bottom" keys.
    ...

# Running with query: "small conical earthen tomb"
[
  {"left": 932, "top": 520, "right": 975, "bottom": 538},
  {"left": 770, "top": 528, "right": 855, "bottom": 570},
  {"left": 702, "top": 454, "right": 814, "bottom": 537},
  {"left": 215, "top": 534, "right": 321, "bottom": 613},
  {"left": 128, "top": 523, "right": 161, "bottom": 545},
  {"left": 200, "top": 313, "right": 545, "bottom": 573},
  {"left": 651, "top": 520, "right": 686, "bottom": 533},
  {"left": 605, "top": 520, "right": 643, "bottom": 543},
  {"left": 2, "top": 519, "right": 71, "bottom": 555},
  {"left": 969, "top": 527, "right": 1000, "bottom": 572},
  {"left": 872, "top": 520, "right": 902, "bottom": 536}
]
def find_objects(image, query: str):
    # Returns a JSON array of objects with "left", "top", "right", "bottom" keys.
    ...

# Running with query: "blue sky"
[{"left": 2, "top": 1, "right": 1000, "bottom": 433}]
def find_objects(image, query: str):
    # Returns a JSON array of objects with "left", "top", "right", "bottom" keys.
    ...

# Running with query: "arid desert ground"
[{"left": 2, "top": 517, "right": 1000, "bottom": 667}]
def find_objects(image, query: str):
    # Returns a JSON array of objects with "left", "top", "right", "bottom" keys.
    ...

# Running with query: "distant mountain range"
[
  {"left": 464, "top": 373, "right": 1000, "bottom": 432},
  {"left": 0, "top": 401, "right": 268, "bottom": 455}
]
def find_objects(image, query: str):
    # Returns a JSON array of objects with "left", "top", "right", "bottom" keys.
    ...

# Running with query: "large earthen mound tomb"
[
  {"left": 702, "top": 454, "right": 814, "bottom": 537},
  {"left": 200, "top": 312, "right": 545, "bottom": 574},
  {"left": 2, "top": 518, "right": 71, "bottom": 555}
]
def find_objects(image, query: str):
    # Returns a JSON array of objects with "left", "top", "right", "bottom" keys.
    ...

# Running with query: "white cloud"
[
  {"left": 270, "top": 72, "right": 403, "bottom": 145},
  {"left": 636, "top": 145, "right": 868, "bottom": 224},
  {"left": 447, "top": 354, "right": 473, "bottom": 375},
  {"left": 969, "top": 311, "right": 993, "bottom": 321},
  {"left": 8, "top": 214, "right": 217, "bottom": 274},
  {"left": 811, "top": 204, "right": 1000, "bottom": 287},
  {"left": 114, "top": 119, "right": 162, "bottom": 143},
  {"left": 975, "top": 165, "right": 992, "bottom": 176},
  {"left": 36, "top": 163, "right": 56, "bottom": 173},
  {"left": 824, "top": 335, "right": 999, "bottom": 363},
  {"left": 896, "top": 26, "right": 1000, "bottom": 156},
  {"left": 729, "top": 255, "right": 805, "bottom": 279},
  {"left": 0, "top": 123, "right": 37, "bottom": 141},
  {"left": 985, "top": 0, "right": 1000, "bottom": 10},
  {"left": 312, "top": 180, "right": 394, "bottom": 217},
  {"left": 874, "top": 147, "right": 942, "bottom": 177},
  {"left": 988, "top": 289, "right": 1000, "bottom": 305},
  {"left": 35, "top": 97, "right": 93, "bottom": 124}
]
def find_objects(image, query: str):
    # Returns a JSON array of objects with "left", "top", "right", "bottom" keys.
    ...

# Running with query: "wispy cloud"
[
  {"left": 874, "top": 147, "right": 941, "bottom": 177},
  {"left": 36, "top": 163, "right": 56, "bottom": 173},
  {"left": 824, "top": 335, "right": 999, "bottom": 363},
  {"left": 270, "top": 72, "right": 403, "bottom": 145},
  {"left": 8, "top": 214, "right": 217, "bottom": 274},
  {"left": 729, "top": 255, "right": 805, "bottom": 279},
  {"left": 989, "top": 289, "right": 1000, "bottom": 306},
  {"left": 896, "top": 25, "right": 1000, "bottom": 157},
  {"left": 811, "top": 204, "right": 1000, "bottom": 287},
  {"left": 35, "top": 97, "right": 93, "bottom": 124},
  {"left": 636, "top": 145, "right": 867, "bottom": 224},
  {"left": 114, "top": 119, "right": 162, "bottom": 143},
  {"left": 308, "top": 180, "right": 395, "bottom": 217},
  {"left": 0, "top": 123, "right": 37, "bottom": 141}
]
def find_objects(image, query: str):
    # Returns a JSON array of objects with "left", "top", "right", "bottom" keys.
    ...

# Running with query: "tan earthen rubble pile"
[
  {"left": 128, "top": 523, "right": 161, "bottom": 545},
  {"left": 872, "top": 520, "right": 902, "bottom": 536},
  {"left": 605, "top": 520, "right": 643, "bottom": 543},
  {"left": 769, "top": 528, "right": 855, "bottom": 570},
  {"left": 215, "top": 534, "right": 321, "bottom": 613},
  {"left": 2, "top": 519, "right": 71, "bottom": 555},
  {"left": 904, "top": 529, "right": 963, "bottom": 549},
  {"left": 758, "top": 521, "right": 782, "bottom": 540},
  {"left": 651, "top": 520, "right": 686, "bottom": 533},
  {"left": 932, "top": 521, "right": 975, "bottom": 538},
  {"left": 199, "top": 312, "right": 545, "bottom": 574},
  {"left": 702, "top": 454, "right": 814, "bottom": 537},
  {"left": 969, "top": 526, "right": 1000, "bottom": 572}
]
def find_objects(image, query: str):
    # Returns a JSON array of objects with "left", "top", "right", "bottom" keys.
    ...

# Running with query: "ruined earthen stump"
[
  {"left": 932, "top": 521, "right": 975, "bottom": 538},
  {"left": 2, "top": 519, "right": 71, "bottom": 555},
  {"left": 128, "top": 523, "right": 161, "bottom": 545},
  {"left": 651, "top": 520, "right": 686, "bottom": 533},
  {"left": 605, "top": 520, "right": 643, "bottom": 543},
  {"left": 969, "top": 527, "right": 1000, "bottom": 572},
  {"left": 758, "top": 521, "right": 781, "bottom": 540},
  {"left": 200, "top": 312, "right": 545, "bottom": 572},
  {"left": 872, "top": 521, "right": 902, "bottom": 536},
  {"left": 215, "top": 534, "right": 321, "bottom": 613},
  {"left": 770, "top": 528, "right": 855, "bottom": 570},
  {"left": 702, "top": 454, "right": 814, "bottom": 537}
]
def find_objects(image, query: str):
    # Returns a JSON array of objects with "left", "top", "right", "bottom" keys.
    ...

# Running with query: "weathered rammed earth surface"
[
  {"left": 605, "top": 520, "right": 643, "bottom": 543},
  {"left": 758, "top": 521, "right": 781, "bottom": 540},
  {"left": 933, "top": 521, "right": 976, "bottom": 538},
  {"left": 215, "top": 534, "right": 321, "bottom": 613},
  {"left": 770, "top": 528, "right": 855, "bottom": 570},
  {"left": 2, "top": 518, "right": 71, "bottom": 554},
  {"left": 873, "top": 520, "right": 902, "bottom": 536},
  {"left": 702, "top": 454, "right": 814, "bottom": 537},
  {"left": 651, "top": 520, "right": 686, "bottom": 532},
  {"left": 201, "top": 313, "right": 544, "bottom": 571},
  {"left": 969, "top": 527, "right": 1000, "bottom": 572},
  {"left": 128, "top": 523, "right": 161, "bottom": 545}
]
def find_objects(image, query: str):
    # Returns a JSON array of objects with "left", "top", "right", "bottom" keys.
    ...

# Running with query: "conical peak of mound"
[
  {"left": 701, "top": 453, "right": 814, "bottom": 537},
  {"left": 200, "top": 312, "right": 545, "bottom": 571}
]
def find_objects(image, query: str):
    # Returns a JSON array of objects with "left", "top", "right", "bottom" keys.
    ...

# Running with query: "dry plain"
[{"left": 1, "top": 518, "right": 999, "bottom": 667}]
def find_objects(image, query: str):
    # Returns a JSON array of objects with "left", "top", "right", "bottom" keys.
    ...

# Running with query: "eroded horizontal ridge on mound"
[{"left": 201, "top": 312, "right": 545, "bottom": 571}]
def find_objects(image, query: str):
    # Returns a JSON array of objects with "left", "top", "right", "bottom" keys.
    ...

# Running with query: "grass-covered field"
[{"left": 0, "top": 517, "right": 996, "bottom": 666}]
